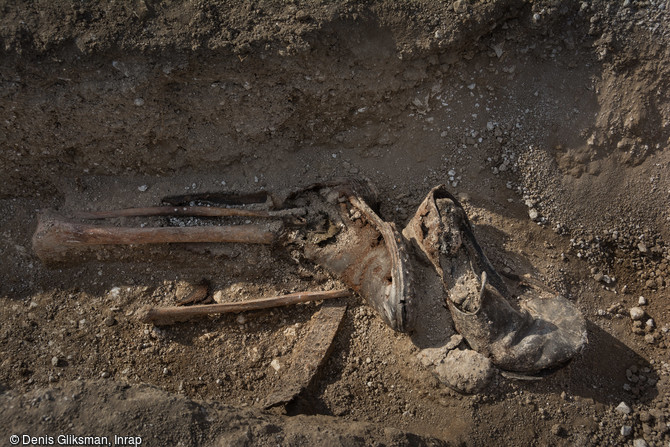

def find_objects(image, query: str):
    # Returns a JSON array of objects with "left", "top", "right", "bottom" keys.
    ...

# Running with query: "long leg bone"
[
  {"left": 136, "top": 289, "right": 350, "bottom": 326},
  {"left": 75, "top": 206, "right": 305, "bottom": 220},
  {"left": 32, "top": 212, "right": 277, "bottom": 263}
]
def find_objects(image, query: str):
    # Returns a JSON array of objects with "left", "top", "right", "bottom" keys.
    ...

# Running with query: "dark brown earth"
[{"left": 1, "top": 1, "right": 669, "bottom": 446}]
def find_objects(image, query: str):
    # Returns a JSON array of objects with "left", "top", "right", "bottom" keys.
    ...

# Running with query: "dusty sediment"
[{"left": 1, "top": 1, "right": 669, "bottom": 446}]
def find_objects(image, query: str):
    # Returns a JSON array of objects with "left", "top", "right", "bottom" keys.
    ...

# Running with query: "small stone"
[
  {"left": 644, "top": 334, "right": 655, "bottom": 344},
  {"left": 104, "top": 316, "right": 116, "bottom": 327},
  {"left": 633, "top": 439, "right": 648, "bottom": 447},
  {"left": 108, "top": 287, "right": 121, "bottom": 299},
  {"left": 212, "top": 290, "right": 225, "bottom": 303},
  {"left": 638, "top": 411, "right": 651, "bottom": 423},
  {"left": 270, "top": 359, "right": 281, "bottom": 371},
  {"left": 621, "top": 425, "right": 632, "bottom": 436},
  {"left": 434, "top": 349, "right": 494, "bottom": 394},
  {"left": 51, "top": 356, "right": 60, "bottom": 367},
  {"left": 134, "top": 98, "right": 145, "bottom": 107},
  {"left": 645, "top": 318, "right": 654, "bottom": 328},
  {"left": 528, "top": 208, "right": 539, "bottom": 221},
  {"left": 445, "top": 334, "right": 464, "bottom": 350},
  {"left": 100, "top": 371, "right": 110, "bottom": 379},
  {"left": 638, "top": 243, "right": 647, "bottom": 253},
  {"left": 453, "top": 0, "right": 467, "bottom": 13},
  {"left": 629, "top": 307, "right": 645, "bottom": 320},
  {"left": 236, "top": 314, "right": 246, "bottom": 325},
  {"left": 163, "top": 367, "right": 169, "bottom": 376},
  {"left": 638, "top": 296, "right": 647, "bottom": 305},
  {"left": 616, "top": 401, "right": 632, "bottom": 415},
  {"left": 138, "top": 185, "right": 148, "bottom": 192},
  {"left": 607, "top": 303, "right": 622, "bottom": 314}
]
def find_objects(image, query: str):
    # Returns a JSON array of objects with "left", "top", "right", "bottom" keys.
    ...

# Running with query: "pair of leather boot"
[{"left": 287, "top": 182, "right": 586, "bottom": 374}]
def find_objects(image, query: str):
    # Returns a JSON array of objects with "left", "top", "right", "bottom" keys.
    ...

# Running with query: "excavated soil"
[{"left": 1, "top": 1, "right": 670, "bottom": 446}]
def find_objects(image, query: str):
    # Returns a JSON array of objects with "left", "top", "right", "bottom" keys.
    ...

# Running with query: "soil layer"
[{"left": 1, "top": 1, "right": 669, "bottom": 446}]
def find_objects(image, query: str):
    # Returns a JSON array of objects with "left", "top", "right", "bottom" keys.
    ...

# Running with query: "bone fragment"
[
  {"left": 75, "top": 206, "right": 305, "bottom": 220},
  {"left": 137, "top": 289, "right": 350, "bottom": 326},
  {"left": 32, "top": 212, "right": 276, "bottom": 263}
]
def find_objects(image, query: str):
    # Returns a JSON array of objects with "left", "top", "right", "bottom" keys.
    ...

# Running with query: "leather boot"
[
  {"left": 403, "top": 185, "right": 586, "bottom": 373},
  {"left": 282, "top": 180, "right": 415, "bottom": 333}
]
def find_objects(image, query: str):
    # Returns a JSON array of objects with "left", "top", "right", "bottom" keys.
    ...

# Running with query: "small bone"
[
  {"left": 33, "top": 212, "right": 277, "bottom": 263},
  {"left": 136, "top": 289, "right": 350, "bottom": 326},
  {"left": 75, "top": 206, "right": 305, "bottom": 220}
]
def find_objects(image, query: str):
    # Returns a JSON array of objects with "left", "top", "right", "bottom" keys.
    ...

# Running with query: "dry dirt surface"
[{"left": 1, "top": 0, "right": 670, "bottom": 446}]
